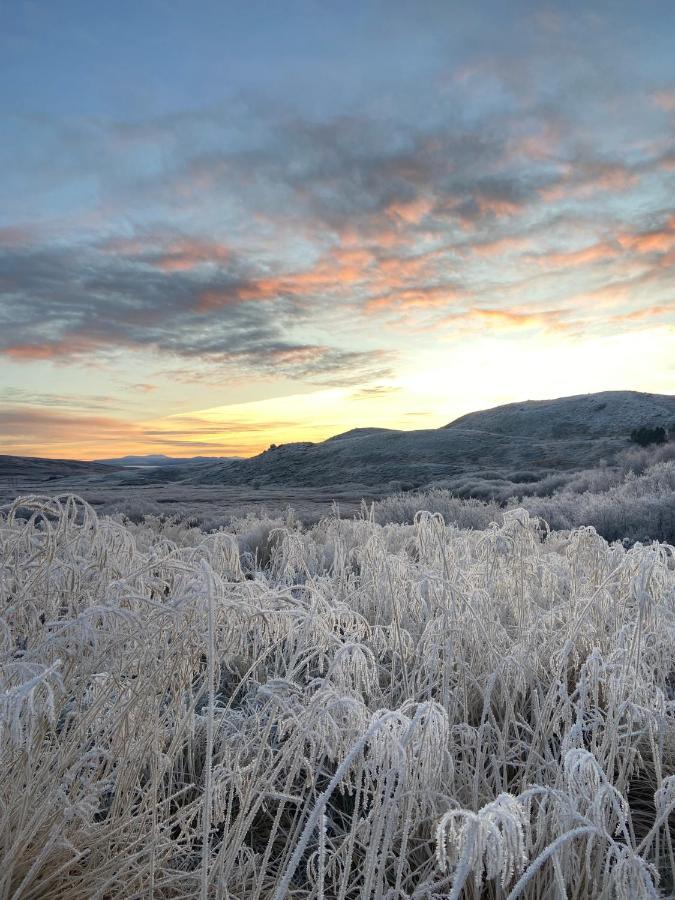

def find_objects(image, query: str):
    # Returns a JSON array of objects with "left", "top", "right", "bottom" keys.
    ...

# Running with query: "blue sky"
[{"left": 1, "top": 1, "right": 674, "bottom": 457}]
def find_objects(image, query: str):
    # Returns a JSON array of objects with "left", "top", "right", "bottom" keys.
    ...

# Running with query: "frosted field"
[{"left": 2, "top": 494, "right": 675, "bottom": 898}]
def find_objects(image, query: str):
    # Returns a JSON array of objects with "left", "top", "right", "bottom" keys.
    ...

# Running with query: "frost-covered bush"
[
  {"left": 376, "top": 461, "right": 675, "bottom": 544},
  {"left": 526, "top": 461, "right": 675, "bottom": 544},
  {"left": 1, "top": 494, "right": 674, "bottom": 897},
  {"left": 374, "top": 489, "right": 504, "bottom": 529}
]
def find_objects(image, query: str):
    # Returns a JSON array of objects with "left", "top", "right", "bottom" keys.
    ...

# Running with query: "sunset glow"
[{"left": 1, "top": 2, "right": 674, "bottom": 458}]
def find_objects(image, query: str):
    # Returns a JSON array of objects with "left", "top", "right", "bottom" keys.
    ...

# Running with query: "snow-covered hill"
[{"left": 187, "top": 390, "right": 675, "bottom": 488}]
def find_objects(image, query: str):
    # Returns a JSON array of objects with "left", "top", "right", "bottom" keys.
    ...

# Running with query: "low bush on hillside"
[{"left": 631, "top": 426, "right": 668, "bottom": 447}]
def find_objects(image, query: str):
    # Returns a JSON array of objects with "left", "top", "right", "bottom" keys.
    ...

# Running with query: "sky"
[{"left": 1, "top": 0, "right": 674, "bottom": 459}]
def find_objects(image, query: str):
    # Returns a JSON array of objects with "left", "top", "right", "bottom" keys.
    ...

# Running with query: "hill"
[
  {"left": 0, "top": 455, "right": 121, "bottom": 483},
  {"left": 443, "top": 391, "right": 675, "bottom": 439},
  {"left": 184, "top": 391, "right": 674, "bottom": 489}
]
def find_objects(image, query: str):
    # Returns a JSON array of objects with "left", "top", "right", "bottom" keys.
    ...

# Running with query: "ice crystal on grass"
[{"left": 0, "top": 493, "right": 674, "bottom": 897}]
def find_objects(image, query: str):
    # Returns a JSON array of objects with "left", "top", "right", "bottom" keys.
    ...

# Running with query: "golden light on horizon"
[{"left": 2, "top": 327, "right": 671, "bottom": 460}]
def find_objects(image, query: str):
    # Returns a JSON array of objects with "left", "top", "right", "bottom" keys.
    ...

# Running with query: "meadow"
[{"left": 1, "top": 491, "right": 674, "bottom": 898}]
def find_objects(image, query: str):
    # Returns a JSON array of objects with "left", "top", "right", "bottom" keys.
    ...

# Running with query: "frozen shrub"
[{"left": 0, "top": 493, "right": 674, "bottom": 897}]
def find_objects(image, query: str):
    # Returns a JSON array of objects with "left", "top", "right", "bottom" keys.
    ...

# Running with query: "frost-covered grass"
[
  {"left": 376, "top": 460, "right": 675, "bottom": 545},
  {"left": 1, "top": 494, "right": 675, "bottom": 898}
]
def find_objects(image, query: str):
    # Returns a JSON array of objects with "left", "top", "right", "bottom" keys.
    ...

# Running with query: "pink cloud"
[{"left": 651, "top": 89, "right": 675, "bottom": 112}]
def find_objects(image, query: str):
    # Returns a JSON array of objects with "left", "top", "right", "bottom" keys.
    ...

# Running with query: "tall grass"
[
  {"left": 375, "top": 459, "right": 675, "bottom": 544},
  {"left": 1, "top": 494, "right": 674, "bottom": 897}
]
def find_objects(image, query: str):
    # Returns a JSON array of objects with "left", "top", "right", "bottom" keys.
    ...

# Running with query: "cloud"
[
  {"left": 169, "top": 113, "right": 543, "bottom": 242},
  {"left": 364, "top": 284, "right": 465, "bottom": 313},
  {"left": 472, "top": 236, "right": 530, "bottom": 257},
  {"left": 0, "top": 239, "right": 396, "bottom": 385},
  {"left": 556, "top": 279, "right": 639, "bottom": 314},
  {"left": 2, "top": 58, "right": 675, "bottom": 406},
  {"left": 0, "top": 225, "right": 35, "bottom": 247},
  {"left": 0, "top": 388, "right": 119, "bottom": 410},
  {"left": 608, "top": 303, "right": 674, "bottom": 323},
  {"left": 531, "top": 241, "right": 619, "bottom": 269},
  {"left": 0, "top": 407, "right": 138, "bottom": 453},
  {"left": 651, "top": 89, "right": 675, "bottom": 112},
  {"left": 100, "top": 235, "right": 231, "bottom": 272},
  {"left": 216, "top": 345, "right": 396, "bottom": 387},
  {"left": 439, "top": 306, "right": 568, "bottom": 333},
  {"left": 539, "top": 159, "right": 638, "bottom": 203},
  {"left": 351, "top": 384, "right": 402, "bottom": 400},
  {"left": 0, "top": 405, "right": 312, "bottom": 457},
  {"left": 616, "top": 216, "right": 675, "bottom": 255},
  {"left": 3, "top": 338, "right": 101, "bottom": 362}
]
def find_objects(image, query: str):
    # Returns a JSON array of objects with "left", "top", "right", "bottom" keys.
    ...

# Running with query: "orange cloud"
[
  {"left": 533, "top": 241, "right": 618, "bottom": 269},
  {"left": 592, "top": 167, "right": 638, "bottom": 194},
  {"left": 541, "top": 163, "right": 637, "bottom": 202},
  {"left": 331, "top": 246, "right": 375, "bottom": 268},
  {"left": 610, "top": 303, "right": 674, "bottom": 322},
  {"left": 5, "top": 345, "right": 59, "bottom": 361},
  {"left": 197, "top": 235, "right": 461, "bottom": 315},
  {"left": 656, "top": 250, "right": 675, "bottom": 269},
  {"left": 367, "top": 228, "right": 408, "bottom": 249},
  {"left": 617, "top": 217, "right": 675, "bottom": 254},
  {"left": 197, "top": 286, "right": 256, "bottom": 310},
  {"left": 365, "top": 285, "right": 463, "bottom": 313},
  {"left": 197, "top": 245, "right": 376, "bottom": 310},
  {"left": 442, "top": 307, "right": 567, "bottom": 332},
  {"left": 651, "top": 89, "right": 675, "bottom": 112},
  {"left": 0, "top": 226, "right": 34, "bottom": 247},
  {"left": 0, "top": 407, "right": 146, "bottom": 458},
  {"left": 472, "top": 236, "right": 529, "bottom": 257},
  {"left": 374, "top": 247, "right": 445, "bottom": 282},
  {"left": 0, "top": 406, "right": 272, "bottom": 459},
  {"left": 3, "top": 338, "right": 99, "bottom": 361},
  {"left": 256, "top": 262, "right": 368, "bottom": 294}
]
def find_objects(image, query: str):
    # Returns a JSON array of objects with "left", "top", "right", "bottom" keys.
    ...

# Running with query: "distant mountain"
[
  {"left": 185, "top": 391, "right": 675, "bottom": 489},
  {"left": 96, "top": 454, "right": 233, "bottom": 467}
]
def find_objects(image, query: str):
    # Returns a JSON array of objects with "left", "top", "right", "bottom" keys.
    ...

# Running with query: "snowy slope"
[{"left": 187, "top": 391, "right": 675, "bottom": 488}]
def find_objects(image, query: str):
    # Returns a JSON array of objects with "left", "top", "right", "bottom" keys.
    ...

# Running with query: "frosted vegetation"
[
  {"left": 377, "top": 458, "right": 675, "bottom": 546},
  {"left": 28, "top": 449, "right": 670, "bottom": 548},
  {"left": 2, "top": 493, "right": 675, "bottom": 898}
]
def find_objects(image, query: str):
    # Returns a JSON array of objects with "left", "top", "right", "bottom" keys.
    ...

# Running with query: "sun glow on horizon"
[{"left": 2, "top": 326, "right": 671, "bottom": 461}]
